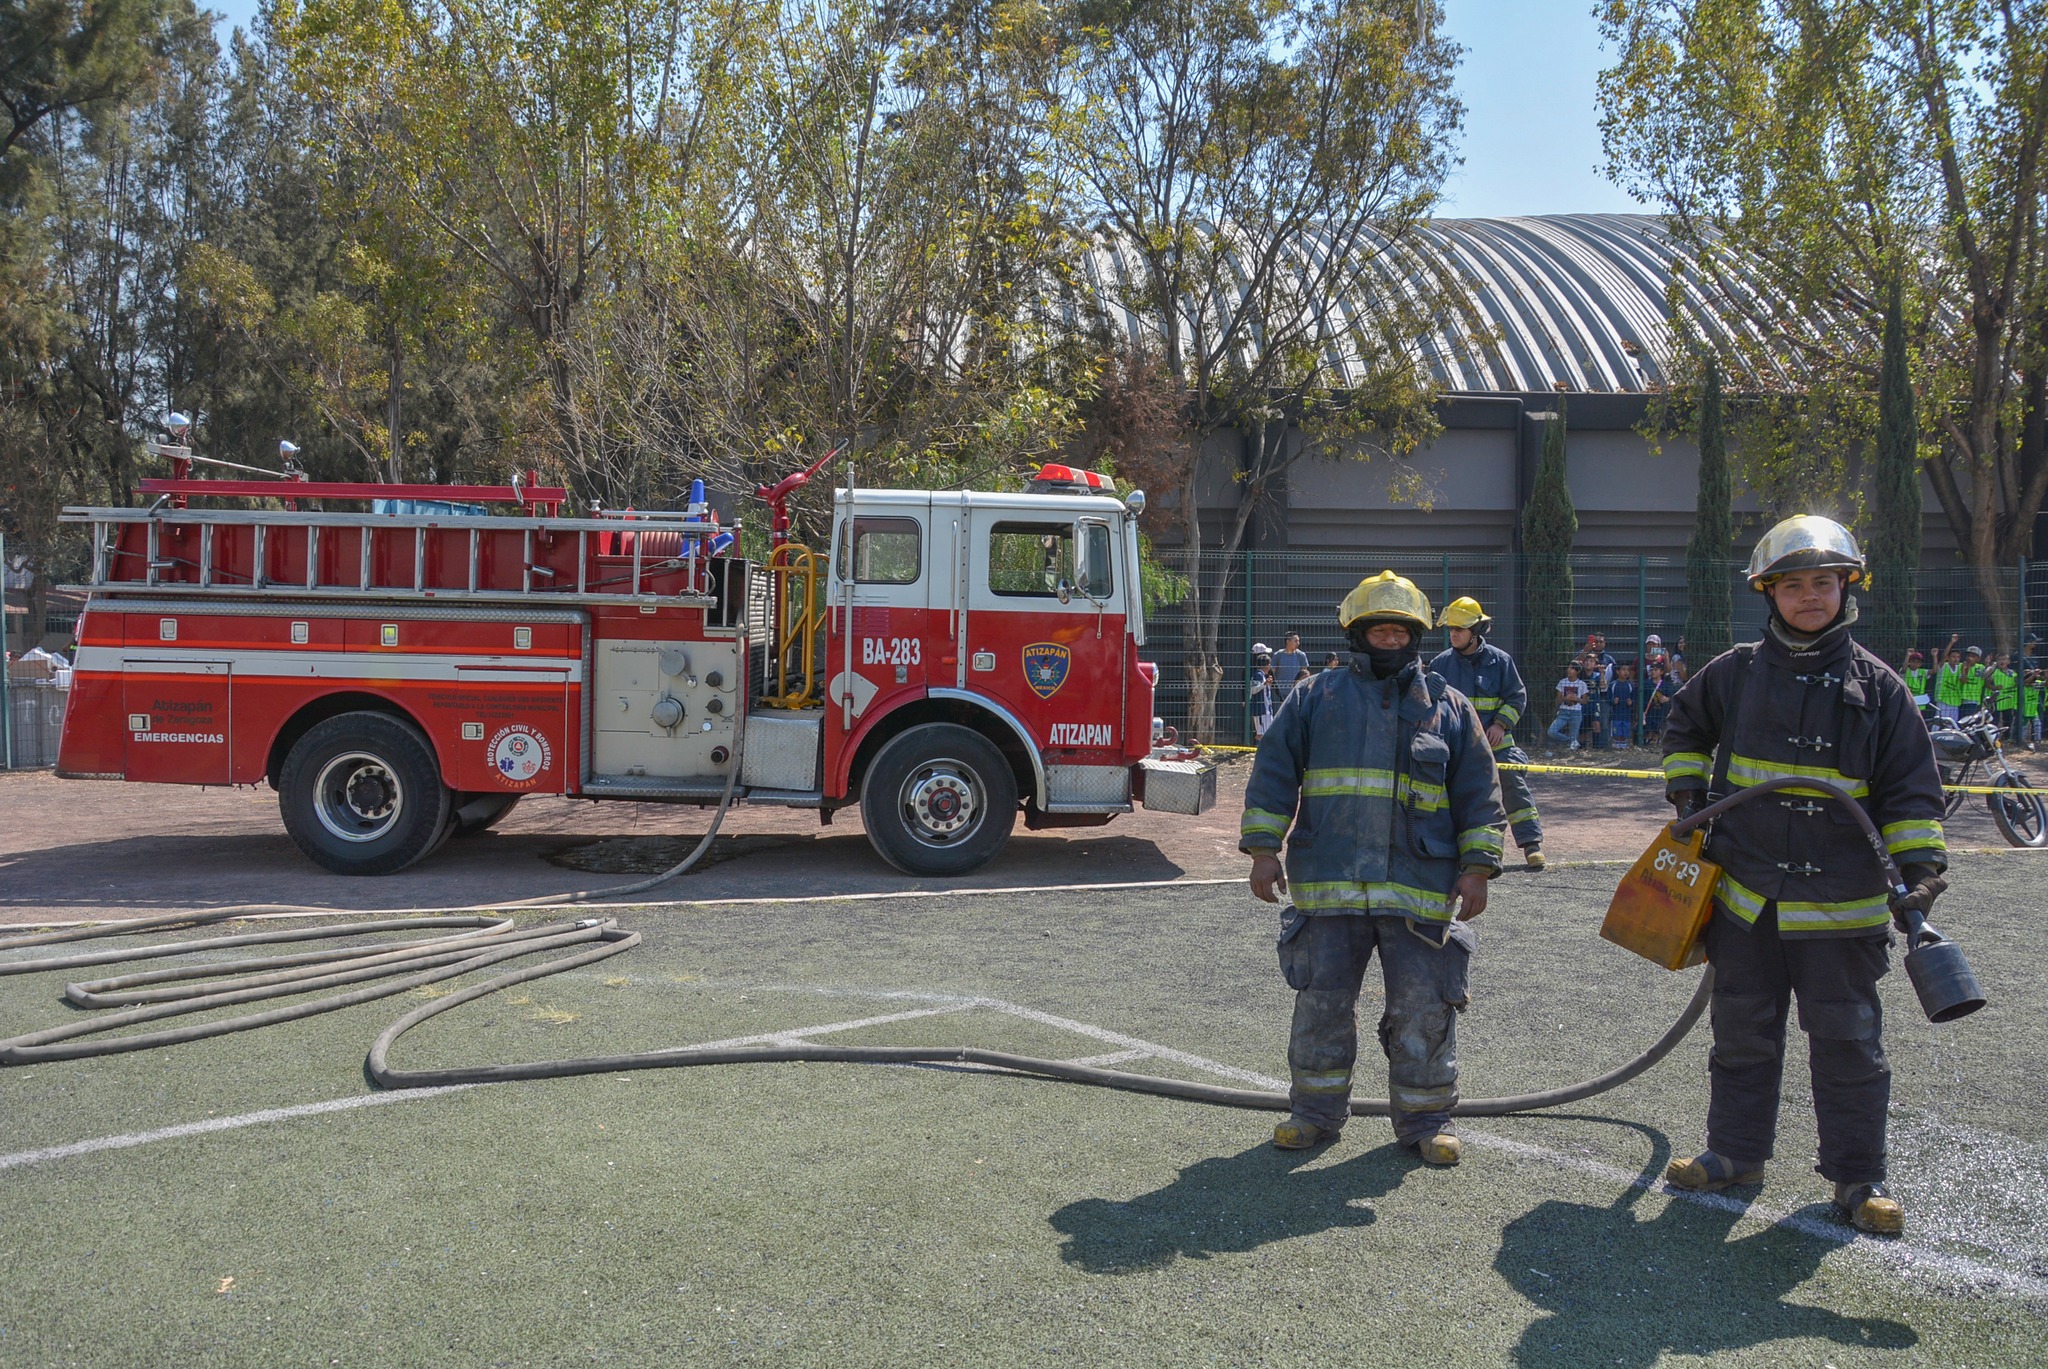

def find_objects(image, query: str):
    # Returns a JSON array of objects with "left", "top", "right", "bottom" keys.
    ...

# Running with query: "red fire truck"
[{"left": 55, "top": 448, "right": 1215, "bottom": 877}]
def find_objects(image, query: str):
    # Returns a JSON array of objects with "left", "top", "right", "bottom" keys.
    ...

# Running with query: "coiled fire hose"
[{"left": 5, "top": 778, "right": 1945, "bottom": 1117}]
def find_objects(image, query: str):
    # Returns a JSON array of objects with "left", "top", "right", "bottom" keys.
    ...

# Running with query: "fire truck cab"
[{"left": 55, "top": 459, "right": 1214, "bottom": 878}]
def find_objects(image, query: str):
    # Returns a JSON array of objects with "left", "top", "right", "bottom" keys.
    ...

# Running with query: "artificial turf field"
[{"left": 1, "top": 852, "right": 2044, "bottom": 1367}]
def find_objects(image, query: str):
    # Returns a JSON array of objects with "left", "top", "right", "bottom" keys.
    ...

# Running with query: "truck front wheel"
[
  {"left": 861, "top": 723, "right": 1018, "bottom": 876},
  {"left": 279, "top": 712, "right": 453, "bottom": 875}
]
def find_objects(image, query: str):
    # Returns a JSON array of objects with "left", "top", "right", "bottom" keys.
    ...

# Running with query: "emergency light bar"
[{"left": 1029, "top": 464, "right": 1117, "bottom": 493}]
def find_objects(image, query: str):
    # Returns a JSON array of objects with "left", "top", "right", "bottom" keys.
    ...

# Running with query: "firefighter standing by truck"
[
  {"left": 1241, "top": 571, "right": 1505, "bottom": 1165},
  {"left": 1430, "top": 596, "right": 1546, "bottom": 869},
  {"left": 1660, "top": 516, "right": 1948, "bottom": 1234}
]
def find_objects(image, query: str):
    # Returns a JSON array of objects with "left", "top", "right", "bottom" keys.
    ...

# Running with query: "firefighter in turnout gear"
[
  {"left": 1242, "top": 571, "right": 1506, "bottom": 1164},
  {"left": 1431, "top": 596, "right": 1545, "bottom": 868},
  {"left": 1660, "top": 516, "right": 1948, "bottom": 1235}
]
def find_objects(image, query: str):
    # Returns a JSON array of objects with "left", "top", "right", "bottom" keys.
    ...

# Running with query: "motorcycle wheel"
[{"left": 1989, "top": 771, "right": 2048, "bottom": 848}]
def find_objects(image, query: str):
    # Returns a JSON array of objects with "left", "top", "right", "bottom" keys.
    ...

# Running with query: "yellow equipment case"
[{"left": 1600, "top": 824, "right": 1722, "bottom": 970}]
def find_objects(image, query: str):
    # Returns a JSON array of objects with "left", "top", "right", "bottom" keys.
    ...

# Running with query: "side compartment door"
[
  {"left": 965, "top": 509, "right": 1128, "bottom": 807},
  {"left": 123, "top": 659, "right": 232, "bottom": 784}
]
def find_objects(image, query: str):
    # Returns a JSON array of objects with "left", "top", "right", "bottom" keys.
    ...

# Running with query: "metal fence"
[{"left": 1141, "top": 550, "right": 2045, "bottom": 745}]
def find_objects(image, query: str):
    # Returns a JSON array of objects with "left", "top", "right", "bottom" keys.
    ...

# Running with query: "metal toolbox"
[{"left": 1138, "top": 758, "right": 1218, "bottom": 815}]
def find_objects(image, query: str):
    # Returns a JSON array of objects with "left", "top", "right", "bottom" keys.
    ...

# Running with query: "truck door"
[
  {"left": 965, "top": 508, "right": 1128, "bottom": 806},
  {"left": 824, "top": 494, "right": 932, "bottom": 769}
]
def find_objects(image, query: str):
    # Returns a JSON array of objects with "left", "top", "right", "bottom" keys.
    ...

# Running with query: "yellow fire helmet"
[
  {"left": 1339, "top": 570, "right": 1434, "bottom": 634},
  {"left": 1745, "top": 515, "right": 1868, "bottom": 591},
  {"left": 1438, "top": 595, "right": 1493, "bottom": 633}
]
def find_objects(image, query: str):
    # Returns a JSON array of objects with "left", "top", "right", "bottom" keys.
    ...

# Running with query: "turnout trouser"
[
  {"left": 1704, "top": 905, "right": 1892, "bottom": 1184},
  {"left": 1278, "top": 911, "right": 1472, "bottom": 1145},
  {"left": 1494, "top": 742, "right": 1543, "bottom": 851}
]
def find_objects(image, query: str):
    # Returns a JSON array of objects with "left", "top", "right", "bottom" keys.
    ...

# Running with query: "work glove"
[
  {"left": 1670, "top": 789, "right": 1707, "bottom": 821},
  {"left": 1890, "top": 864, "right": 1948, "bottom": 933}
]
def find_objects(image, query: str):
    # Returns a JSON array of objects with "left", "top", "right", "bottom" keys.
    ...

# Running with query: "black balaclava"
[{"left": 1347, "top": 620, "right": 1421, "bottom": 679}]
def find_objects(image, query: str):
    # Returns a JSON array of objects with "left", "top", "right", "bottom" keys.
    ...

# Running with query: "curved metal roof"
[{"left": 1074, "top": 212, "right": 1813, "bottom": 395}]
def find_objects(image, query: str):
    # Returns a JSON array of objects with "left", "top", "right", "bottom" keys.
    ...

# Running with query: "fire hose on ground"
[{"left": 0, "top": 779, "right": 1980, "bottom": 1119}]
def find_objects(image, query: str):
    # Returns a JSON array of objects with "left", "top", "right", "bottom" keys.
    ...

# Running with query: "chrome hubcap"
[
  {"left": 314, "top": 751, "right": 405, "bottom": 843},
  {"left": 901, "top": 761, "right": 981, "bottom": 846}
]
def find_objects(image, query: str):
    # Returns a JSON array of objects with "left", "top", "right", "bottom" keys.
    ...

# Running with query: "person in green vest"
[
  {"left": 1932, "top": 636, "right": 1967, "bottom": 723},
  {"left": 2024, "top": 670, "right": 2044, "bottom": 751},
  {"left": 1901, "top": 649, "right": 1931, "bottom": 719},
  {"left": 1961, "top": 645, "right": 1988, "bottom": 719},
  {"left": 1991, "top": 653, "right": 2021, "bottom": 738}
]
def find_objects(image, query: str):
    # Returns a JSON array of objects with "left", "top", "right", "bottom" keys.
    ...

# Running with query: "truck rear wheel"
[
  {"left": 861, "top": 723, "right": 1018, "bottom": 876},
  {"left": 279, "top": 712, "right": 453, "bottom": 875}
]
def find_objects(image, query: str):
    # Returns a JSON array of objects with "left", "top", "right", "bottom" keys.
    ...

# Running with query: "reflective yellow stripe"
[
  {"left": 1241, "top": 807, "right": 1292, "bottom": 843},
  {"left": 1496, "top": 704, "right": 1522, "bottom": 728},
  {"left": 1294, "top": 1070, "right": 1352, "bottom": 1093},
  {"left": 1726, "top": 755, "right": 1870, "bottom": 799},
  {"left": 1665, "top": 752, "right": 1711, "bottom": 782},
  {"left": 1404, "top": 778, "right": 1448, "bottom": 813},
  {"left": 1292, "top": 881, "right": 1453, "bottom": 920},
  {"left": 1302, "top": 768, "right": 1396, "bottom": 798},
  {"left": 1881, "top": 820, "right": 1947, "bottom": 856},
  {"left": 1779, "top": 894, "right": 1891, "bottom": 933},
  {"left": 1715, "top": 873, "right": 1891, "bottom": 933},
  {"left": 1505, "top": 806, "right": 1539, "bottom": 825},
  {"left": 1458, "top": 827, "right": 1502, "bottom": 858},
  {"left": 1714, "top": 876, "right": 1766, "bottom": 924},
  {"left": 1301, "top": 768, "right": 1446, "bottom": 812},
  {"left": 1469, "top": 695, "right": 1501, "bottom": 710}
]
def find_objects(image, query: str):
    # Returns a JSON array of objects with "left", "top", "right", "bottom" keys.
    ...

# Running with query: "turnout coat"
[
  {"left": 1428, "top": 641, "right": 1528, "bottom": 746},
  {"left": 1661, "top": 628, "right": 1948, "bottom": 937},
  {"left": 1241, "top": 659, "right": 1505, "bottom": 924}
]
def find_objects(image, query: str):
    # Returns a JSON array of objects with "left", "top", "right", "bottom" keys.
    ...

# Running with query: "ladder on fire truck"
[{"left": 63, "top": 482, "right": 738, "bottom": 610}]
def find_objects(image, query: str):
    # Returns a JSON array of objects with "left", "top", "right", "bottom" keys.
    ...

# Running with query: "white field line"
[
  {"left": 1459, "top": 1129, "right": 2048, "bottom": 1302},
  {"left": 1064, "top": 1049, "right": 1156, "bottom": 1067},
  {"left": 2, "top": 877, "right": 1248, "bottom": 929},
  {"left": 683, "top": 1003, "right": 972, "bottom": 1051},
  {"left": 0, "top": 1086, "right": 475, "bottom": 1172}
]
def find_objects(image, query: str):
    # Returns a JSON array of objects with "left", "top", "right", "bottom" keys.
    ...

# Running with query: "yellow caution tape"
[
  {"left": 1210, "top": 748, "right": 2048, "bottom": 795},
  {"left": 1499, "top": 762, "right": 1665, "bottom": 779}
]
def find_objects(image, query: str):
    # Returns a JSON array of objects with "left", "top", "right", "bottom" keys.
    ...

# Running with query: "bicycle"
[{"left": 1929, "top": 716, "right": 2048, "bottom": 847}]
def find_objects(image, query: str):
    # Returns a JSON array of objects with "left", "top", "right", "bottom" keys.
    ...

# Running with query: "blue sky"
[{"left": 204, "top": 0, "right": 1643, "bottom": 221}]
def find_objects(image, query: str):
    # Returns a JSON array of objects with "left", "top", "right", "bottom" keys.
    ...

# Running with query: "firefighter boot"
[
  {"left": 1665, "top": 1151, "right": 1766, "bottom": 1192},
  {"left": 1412, "top": 1132, "right": 1462, "bottom": 1166},
  {"left": 1522, "top": 846, "right": 1546, "bottom": 871},
  {"left": 1834, "top": 1182, "right": 1904, "bottom": 1236},
  {"left": 1273, "top": 1116, "right": 1340, "bottom": 1150}
]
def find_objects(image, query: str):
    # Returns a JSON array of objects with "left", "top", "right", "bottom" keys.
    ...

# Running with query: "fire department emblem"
[
  {"left": 487, "top": 725, "right": 552, "bottom": 787},
  {"left": 1022, "top": 643, "right": 1071, "bottom": 700}
]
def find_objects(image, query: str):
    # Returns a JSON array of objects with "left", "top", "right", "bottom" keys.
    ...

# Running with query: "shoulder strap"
[{"left": 1708, "top": 644, "right": 1757, "bottom": 799}]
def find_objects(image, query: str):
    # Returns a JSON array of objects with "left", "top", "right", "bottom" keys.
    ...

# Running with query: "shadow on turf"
[
  {"left": 1495, "top": 1119, "right": 1917, "bottom": 1366},
  {"left": 1048, "top": 1139, "right": 1414, "bottom": 1273}
]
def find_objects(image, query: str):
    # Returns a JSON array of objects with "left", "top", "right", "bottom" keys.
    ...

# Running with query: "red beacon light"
[{"left": 1029, "top": 464, "right": 1117, "bottom": 494}]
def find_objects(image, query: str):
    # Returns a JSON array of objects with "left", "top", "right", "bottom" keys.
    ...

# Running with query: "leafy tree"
[
  {"left": 1866, "top": 273, "right": 1920, "bottom": 664},
  {"left": 1598, "top": 0, "right": 2048, "bottom": 651},
  {"left": 1685, "top": 353, "right": 1732, "bottom": 663},
  {"left": 1057, "top": 0, "right": 1461, "bottom": 739},
  {"left": 1522, "top": 406, "right": 1576, "bottom": 729}
]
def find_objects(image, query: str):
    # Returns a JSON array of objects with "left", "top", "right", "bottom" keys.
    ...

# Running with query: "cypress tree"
[
  {"left": 1686, "top": 355, "right": 1734, "bottom": 663},
  {"left": 1522, "top": 405, "right": 1577, "bottom": 729},
  {"left": 1865, "top": 274, "right": 1920, "bottom": 664}
]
